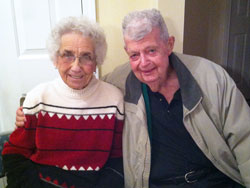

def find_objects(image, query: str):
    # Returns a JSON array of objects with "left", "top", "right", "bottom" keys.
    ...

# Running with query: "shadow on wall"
[
  {"left": 247, "top": 99, "right": 250, "bottom": 107},
  {"left": 163, "top": 16, "right": 183, "bottom": 53},
  {"left": 99, "top": 24, "right": 128, "bottom": 77},
  {"left": 226, "top": 67, "right": 250, "bottom": 106}
]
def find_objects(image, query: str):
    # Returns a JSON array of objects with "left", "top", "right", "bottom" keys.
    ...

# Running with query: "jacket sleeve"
[
  {"left": 221, "top": 71, "right": 250, "bottom": 187},
  {"left": 101, "top": 62, "right": 131, "bottom": 95}
]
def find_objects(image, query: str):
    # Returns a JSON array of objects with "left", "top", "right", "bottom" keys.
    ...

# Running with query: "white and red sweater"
[{"left": 3, "top": 77, "right": 124, "bottom": 187}]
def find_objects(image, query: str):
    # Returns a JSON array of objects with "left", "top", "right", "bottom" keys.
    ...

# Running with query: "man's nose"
[{"left": 140, "top": 53, "right": 149, "bottom": 66}]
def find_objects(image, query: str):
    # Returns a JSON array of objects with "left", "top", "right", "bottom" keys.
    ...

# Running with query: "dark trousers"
[{"left": 150, "top": 170, "right": 244, "bottom": 188}]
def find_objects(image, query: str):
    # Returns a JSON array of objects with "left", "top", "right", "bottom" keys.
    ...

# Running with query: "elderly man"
[
  {"left": 103, "top": 9, "right": 250, "bottom": 188},
  {"left": 15, "top": 9, "right": 250, "bottom": 188}
]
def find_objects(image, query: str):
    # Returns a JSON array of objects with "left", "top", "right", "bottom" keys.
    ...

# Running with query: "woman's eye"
[
  {"left": 82, "top": 55, "right": 91, "bottom": 61},
  {"left": 65, "top": 54, "right": 74, "bottom": 58},
  {"left": 64, "top": 54, "right": 75, "bottom": 61}
]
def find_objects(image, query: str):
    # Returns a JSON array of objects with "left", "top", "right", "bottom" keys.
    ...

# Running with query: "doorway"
[
  {"left": 183, "top": 0, "right": 250, "bottom": 105},
  {"left": 0, "top": 0, "right": 96, "bottom": 132}
]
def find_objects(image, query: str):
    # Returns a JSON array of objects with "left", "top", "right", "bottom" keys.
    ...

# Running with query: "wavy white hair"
[
  {"left": 47, "top": 16, "right": 107, "bottom": 66},
  {"left": 122, "top": 9, "right": 169, "bottom": 41}
]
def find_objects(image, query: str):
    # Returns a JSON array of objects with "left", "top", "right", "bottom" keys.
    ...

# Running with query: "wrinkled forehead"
[
  {"left": 59, "top": 32, "right": 95, "bottom": 54},
  {"left": 124, "top": 28, "right": 163, "bottom": 47}
]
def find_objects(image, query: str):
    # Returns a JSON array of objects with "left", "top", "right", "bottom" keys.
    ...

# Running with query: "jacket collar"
[
  {"left": 124, "top": 71, "right": 142, "bottom": 104},
  {"left": 170, "top": 53, "right": 202, "bottom": 111},
  {"left": 125, "top": 53, "right": 202, "bottom": 111}
]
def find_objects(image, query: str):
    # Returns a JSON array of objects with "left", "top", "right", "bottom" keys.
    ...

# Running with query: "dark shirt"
[{"left": 148, "top": 87, "right": 240, "bottom": 188}]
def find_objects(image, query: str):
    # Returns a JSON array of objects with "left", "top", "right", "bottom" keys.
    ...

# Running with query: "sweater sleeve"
[
  {"left": 94, "top": 96, "right": 125, "bottom": 188},
  {"left": 94, "top": 119, "right": 124, "bottom": 187},
  {"left": 2, "top": 106, "right": 39, "bottom": 187},
  {"left": 2, "top": 113, "right": 37, "bottom": 158},
  {"left": 109, "top": 88, "right": 124, "bottom": 159},
  {"left": 2, "top": 154, "right": 45, "bottom": 188},
  {"left": 109, "top": 118, "right": 124, "bottom": 158},
  {"left": 94, "top": 157, "right": 124, "bottom": 188}
]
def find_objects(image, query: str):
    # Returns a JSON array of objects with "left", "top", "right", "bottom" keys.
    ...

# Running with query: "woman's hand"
[{"left": 15, "top": 107, "right": 26, "bottom": 127}]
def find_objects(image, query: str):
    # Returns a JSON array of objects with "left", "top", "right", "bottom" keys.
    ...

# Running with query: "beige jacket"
[{"left": 103, "top": 53, "right": 250, "bottom": 188}]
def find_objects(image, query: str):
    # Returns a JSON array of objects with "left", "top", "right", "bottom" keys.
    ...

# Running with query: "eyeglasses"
[{"left": 58, "top": 52, "right": 95, "bottom": 65}]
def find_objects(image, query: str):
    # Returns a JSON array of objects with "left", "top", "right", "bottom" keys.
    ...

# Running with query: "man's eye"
[
  {"left": 130, "top": 54, "right": 139, "bottom": 61},
  {"left": 148, "top": 49, "right": 156, "bottom": 54}
]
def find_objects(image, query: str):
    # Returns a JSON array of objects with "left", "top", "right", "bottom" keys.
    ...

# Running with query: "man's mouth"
[{"left": 141, "top": 68, "right": 155, "bottom": 75}]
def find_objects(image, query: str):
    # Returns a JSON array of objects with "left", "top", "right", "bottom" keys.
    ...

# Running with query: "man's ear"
[
  {"left": 124, "top": 45, "right": 128, "bottom": 53},
  {"left": 167, "top": 36, "right": 175, "bottom": 55}
]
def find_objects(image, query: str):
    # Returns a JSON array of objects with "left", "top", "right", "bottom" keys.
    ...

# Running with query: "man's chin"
[{"left": 143, "top": 81, "right": 160, "bottom": 92}]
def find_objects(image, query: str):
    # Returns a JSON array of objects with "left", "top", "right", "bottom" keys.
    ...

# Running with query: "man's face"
[
  {"left": 124, "top": 28, "right": 174, "bottom": 92},
  {"left": 56, "top": 32, "right": 96, "bottom": 90}
]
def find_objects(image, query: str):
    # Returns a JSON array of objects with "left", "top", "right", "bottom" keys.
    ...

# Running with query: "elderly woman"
[{"left": 2, "top": 17, "right": 124, "bottom": 188}]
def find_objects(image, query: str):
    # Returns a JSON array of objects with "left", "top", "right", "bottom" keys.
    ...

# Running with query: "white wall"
[{"left": 0, "top": 0, "right": 95, "bottom": 132}]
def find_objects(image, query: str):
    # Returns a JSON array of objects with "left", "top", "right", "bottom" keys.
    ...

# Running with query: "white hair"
[
  {"left": 122, "top": 9, "right": 169, "bottom": 41},
  {"left": 47, "top": 16, "right": 107, "bottom": 66}
]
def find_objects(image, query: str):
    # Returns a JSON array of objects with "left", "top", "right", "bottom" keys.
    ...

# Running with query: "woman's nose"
[{"left": 71, "top": 58, "right": 81, "bottom": 71}]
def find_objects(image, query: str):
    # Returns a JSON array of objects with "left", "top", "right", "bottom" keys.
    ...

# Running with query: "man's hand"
[{"left": 15, "top": 107, "right": 26, "bottom": 127}]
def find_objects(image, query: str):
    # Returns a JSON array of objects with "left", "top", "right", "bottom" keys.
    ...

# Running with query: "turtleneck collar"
[{"left": 55, "top": 76, "right": 99, "bottom": 99}]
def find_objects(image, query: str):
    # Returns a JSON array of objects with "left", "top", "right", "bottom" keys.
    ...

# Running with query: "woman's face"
[{"left": 56, "top": 32, "right": 96, "bottom": 90}]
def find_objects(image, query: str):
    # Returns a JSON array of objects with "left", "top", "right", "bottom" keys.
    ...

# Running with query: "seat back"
[{"left": 0, "top": 132, "right": 11, "bottom": 178}]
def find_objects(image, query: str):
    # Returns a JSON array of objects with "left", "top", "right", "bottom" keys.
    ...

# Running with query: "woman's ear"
[{"left": 53, "top": 58, "right": 58, "bottom": 69}]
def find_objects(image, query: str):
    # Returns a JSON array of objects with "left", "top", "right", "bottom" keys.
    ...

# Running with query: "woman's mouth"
[{"left": 69, "top": 75, "right": 83, "bottom": 79}]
